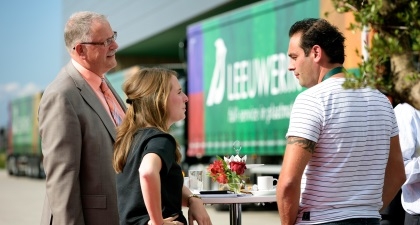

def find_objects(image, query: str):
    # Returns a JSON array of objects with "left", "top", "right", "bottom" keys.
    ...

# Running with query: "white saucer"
[{"left": 250, "top": 189, "right": 276, "bottom": 196}]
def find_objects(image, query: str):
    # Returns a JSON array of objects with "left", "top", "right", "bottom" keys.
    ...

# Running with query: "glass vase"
[
  {"left": 219, "top": 182, "right": 242, "bottom": 194},
  {"left": 228, "top": 182, "right": 242, "bottom": 194}
]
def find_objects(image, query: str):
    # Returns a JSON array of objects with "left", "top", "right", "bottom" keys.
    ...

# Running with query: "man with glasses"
[{"left": 38, "top": 11, "right": 125, "bottom": 225}]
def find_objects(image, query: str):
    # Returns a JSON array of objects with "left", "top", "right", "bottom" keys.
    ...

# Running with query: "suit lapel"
[{"left": 65, "top": 62, "right": 117, "bottom": 141}]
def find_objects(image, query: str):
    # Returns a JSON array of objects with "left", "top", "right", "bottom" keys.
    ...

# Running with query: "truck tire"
[
  {"left": 31, "top": 156, "right": 44, "bottom": 179},
  {"left": 30, "top": 157, "right": 40, "bottom": 178},
  {"left": 34, "top": 157, "right": 45, "bottom": 178},
  {"left": 40, "top": 160, "right": 46, "bottom": 178},
  {"left": 7, "top": 156, "right": 18, "bottom": 176},
  {"left": 17, "top": 155, "right": 28, "bottom": 176}
]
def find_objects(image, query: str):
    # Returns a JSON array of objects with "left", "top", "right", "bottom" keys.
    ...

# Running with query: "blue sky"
[{"left": 0, "top": 1, "right": 62, "bottom": 127}]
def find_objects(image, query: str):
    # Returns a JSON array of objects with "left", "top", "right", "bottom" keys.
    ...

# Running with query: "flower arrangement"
[{"left": 207, "top": 155, "right": 247, "bottom": 193}]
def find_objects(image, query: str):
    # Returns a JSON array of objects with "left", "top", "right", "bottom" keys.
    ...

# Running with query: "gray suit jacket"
[{"left": 39, "top": 62, "right": 125, "bottom": 225}]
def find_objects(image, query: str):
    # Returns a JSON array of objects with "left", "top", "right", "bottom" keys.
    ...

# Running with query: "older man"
[{"left": 38, "top": 11, "right": 125, "bottom": 225}]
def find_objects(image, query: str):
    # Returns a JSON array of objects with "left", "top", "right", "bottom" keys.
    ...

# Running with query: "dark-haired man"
[{"left": 276, "top": 18, "right": 406, "bottom": 225}]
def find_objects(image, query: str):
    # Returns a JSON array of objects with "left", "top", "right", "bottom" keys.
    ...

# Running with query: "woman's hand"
[
  {"left": 188, "top": 199, "right": 212, "bottom": 225},
  {"left": 148, "top": 214, "right": 184, "bottom": 225}
]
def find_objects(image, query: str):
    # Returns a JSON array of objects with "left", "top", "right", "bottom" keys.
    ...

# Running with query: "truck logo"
[
  {"left": 206, "top": 38, "right": 226, "bottom": 106},
  {"left": 206, "top": 38, "right": 301, "bottom": 107}
]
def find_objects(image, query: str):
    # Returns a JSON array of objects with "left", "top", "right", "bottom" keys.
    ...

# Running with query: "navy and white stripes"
[{"left": 286, "top": 78, "right": 398, "bottom": 224}]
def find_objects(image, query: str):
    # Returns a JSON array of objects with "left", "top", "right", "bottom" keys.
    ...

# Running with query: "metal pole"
[{"left": 229, "top": 203, "right": 242, "bottom": 225}]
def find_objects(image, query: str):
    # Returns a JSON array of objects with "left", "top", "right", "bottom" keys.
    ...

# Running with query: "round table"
[{"left": 199, "top": 194, "right": 276, "bottom": 225}]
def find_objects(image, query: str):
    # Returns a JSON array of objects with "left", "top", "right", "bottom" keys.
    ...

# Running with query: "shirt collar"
[{"left": 71, "top": 59, "right": 103, "bottom": 88}]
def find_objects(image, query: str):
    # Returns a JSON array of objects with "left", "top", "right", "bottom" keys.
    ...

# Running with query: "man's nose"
[{"left": 288, "top": 65, "right": 295, "bottom": 71}]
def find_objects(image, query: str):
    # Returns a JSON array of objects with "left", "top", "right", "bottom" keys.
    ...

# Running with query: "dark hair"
[{"left": 289, "top": 18, "right": 345, "bottom": 64}]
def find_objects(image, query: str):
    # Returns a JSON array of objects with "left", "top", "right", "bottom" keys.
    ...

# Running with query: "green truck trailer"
[
  {"left": 6, "top": 92, "right": 45, "bottom": 178},
  {"left": 185, "top": 0, "right": 319, "bottom": 175}
]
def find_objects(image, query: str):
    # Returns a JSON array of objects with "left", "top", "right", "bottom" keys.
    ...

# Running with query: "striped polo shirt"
[{"left": 286, "top": 77, "right": 399, "bottom": 224}]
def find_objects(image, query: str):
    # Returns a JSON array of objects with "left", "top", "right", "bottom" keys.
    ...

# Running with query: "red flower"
[
  {"left": 208, "top": 159, "right": 224, "bottom": 175},
  {"left": 230, "top": 161, "right": 246, "bottom": 175},
  {"left": 207, "top": 155, "right": 247, "bottom": 186},
  {"left": 216, "top": 173, "right": 228, "bottom": 184}
]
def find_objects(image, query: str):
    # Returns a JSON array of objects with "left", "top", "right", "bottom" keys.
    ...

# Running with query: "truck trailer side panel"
[{"left": 187, "top": 0, "right": 318, "bottom": 158}]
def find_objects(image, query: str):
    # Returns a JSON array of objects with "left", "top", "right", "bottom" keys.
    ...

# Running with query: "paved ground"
[
  {"left": 0, "top": 169, "right": 281, "bottom": 224},
  {"left": 0, "top": 169, "right": 45, "bottom": 224},
  {"left": 187, "top": 207, "right": 280, "bottom": 225}
]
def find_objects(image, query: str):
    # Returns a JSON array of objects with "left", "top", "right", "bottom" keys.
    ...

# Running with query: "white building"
[{"left": 62, "top": 0, "right": 261, "bottom": 70}]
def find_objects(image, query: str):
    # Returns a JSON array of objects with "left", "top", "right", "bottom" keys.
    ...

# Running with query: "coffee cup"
[{"left": 257, "top": 176, "right": 277, "bottom": 190}]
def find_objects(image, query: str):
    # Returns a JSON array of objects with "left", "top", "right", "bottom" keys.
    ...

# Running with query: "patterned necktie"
[{"left": 100, "top": 79, "right": 122, "bottom": 126}]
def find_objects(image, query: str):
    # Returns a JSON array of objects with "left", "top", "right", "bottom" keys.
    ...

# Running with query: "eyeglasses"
[{"left": 75, "top": 31, "right": 117, "bottom": 49}]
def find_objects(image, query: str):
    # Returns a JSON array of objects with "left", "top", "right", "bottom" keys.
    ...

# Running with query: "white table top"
[{"left": 199, "top": 194, "right": 276, "bottom": 204}]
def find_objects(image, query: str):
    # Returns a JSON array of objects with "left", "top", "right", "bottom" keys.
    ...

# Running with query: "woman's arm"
[
  {"left": 182, "top": 182, "right": 212, "bottom": 225},
  {"left": 140, "top": 153, "right": 164, "bottom": 225}
]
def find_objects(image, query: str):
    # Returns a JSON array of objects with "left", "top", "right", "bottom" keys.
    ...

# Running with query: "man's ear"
[
  {"left": 73, "top": 44, "right": 86, "bottom": 58},
  {"left": 312, "top": 45, "right": 321, "bottom": 62}
]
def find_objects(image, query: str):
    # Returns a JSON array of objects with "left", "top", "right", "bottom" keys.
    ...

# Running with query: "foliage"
[
  {"left": 0, "top": 152, "right": 5, "bottom": 169},
  {"left": 330, "top": 0, "right": 420, "bottom": 107}
]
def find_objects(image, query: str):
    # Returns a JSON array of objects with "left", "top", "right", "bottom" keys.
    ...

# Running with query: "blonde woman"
[{"left": 113, "top": 67, "right": 212, "bottom": 225}]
